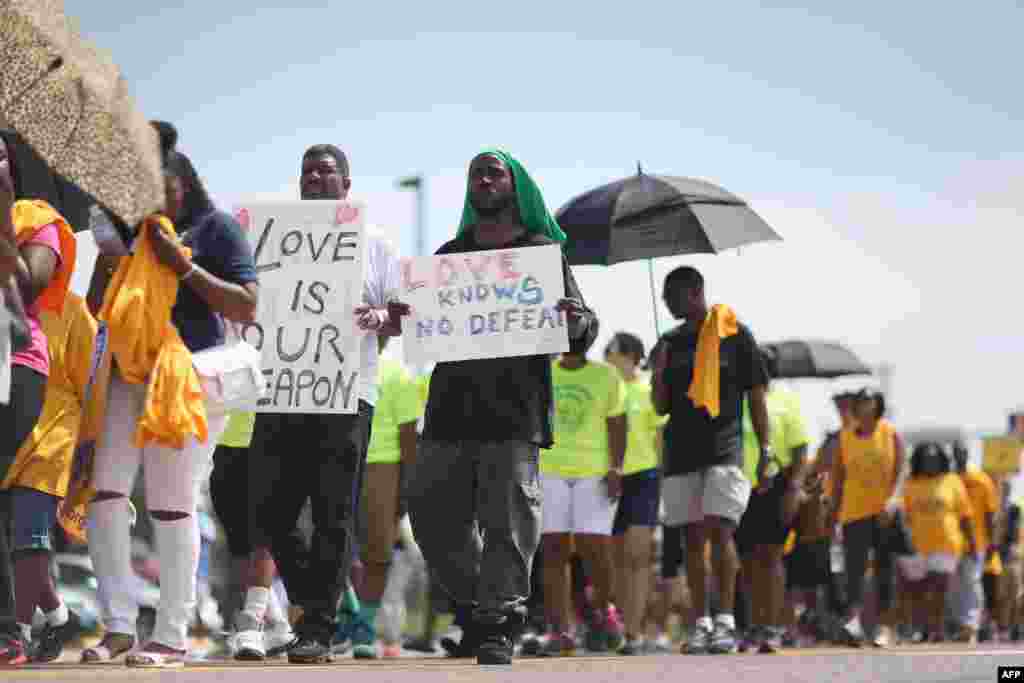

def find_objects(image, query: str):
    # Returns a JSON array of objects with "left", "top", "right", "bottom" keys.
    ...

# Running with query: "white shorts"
[
  {"left": 541, "top": 475, "right": 618, "bottom": 536},
  {"left": 662, "top": 465, "right": 751, "bottom": 526},
  {"left": 897, "top": 553, "right": 959, "bottom": 582}
]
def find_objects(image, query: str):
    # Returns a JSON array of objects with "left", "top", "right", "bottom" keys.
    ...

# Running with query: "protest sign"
[
  {"left": 400, "top": 243, "right": 569, "bottom": 365},
  {"left": 232, "top": 200, "right": 366, "bottom": 413},
  {"left": 983, "top": 436, "right": 1023, "bottom": 475}
]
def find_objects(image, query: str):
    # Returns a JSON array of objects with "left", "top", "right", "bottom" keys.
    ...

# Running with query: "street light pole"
[
  {"left": 397, "top": 175, "right": 425, "bottom": 256},
  {"left": 397, "top": 175, "right": 426, "bottom": 378}
]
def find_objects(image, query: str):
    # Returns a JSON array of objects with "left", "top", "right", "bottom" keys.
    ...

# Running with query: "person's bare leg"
[
  {"left": 684, "top": 525, "right": 708, "bottom": 623},
  {"left": 621, "top": 527, "right": 654, "bottom": 640},
  {"left": 740, "top": 558, "right": 757, "bottom": 630},
  {"left": 763, "top": 545, "right": 786, "bottom": 628},
  {"left": 575, "top": 534, "right": 615, "bottom": 611},
  {"left": 708, "top": 518, "right": 740, "bottom": 617},
  {"left": 613, "top": 536, "right": 630, "bottom": 631},
  {"left": 541, "top": 534, "right": 574, "bottom": 633}
]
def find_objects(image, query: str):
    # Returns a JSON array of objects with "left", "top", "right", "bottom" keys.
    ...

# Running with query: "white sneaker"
[
  {"left": 233, "top": 629, "right": 266, "bottom": 661},
  {"left": 265, "top": 624, "right": 298, "bottom": 658}
]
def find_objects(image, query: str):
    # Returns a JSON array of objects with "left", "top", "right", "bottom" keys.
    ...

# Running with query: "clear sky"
[{"left": 64, "top": 0, "right": 1024, "bottom": 444}]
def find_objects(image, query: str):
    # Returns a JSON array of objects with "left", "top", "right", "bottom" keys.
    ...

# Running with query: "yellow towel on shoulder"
[
  {"left": 99, "top": 215, "right": 208, "bottom": 450},
  {"left": 12, "top": 199, "right": 77, "bottom": 313},
  {"left": 687, "top": 304, "right": 738, "bottom": 418},
  {"left": 2, "top": 293, "right": 96, "bottom": 496}
]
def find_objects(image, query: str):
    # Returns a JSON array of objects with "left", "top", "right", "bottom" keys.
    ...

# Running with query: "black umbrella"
[
  {"left": 556, "top": 168, "right": 781, "bottom": 332},
  {"left": 765, "top": 340, "right": 872, "bottom": 380}
]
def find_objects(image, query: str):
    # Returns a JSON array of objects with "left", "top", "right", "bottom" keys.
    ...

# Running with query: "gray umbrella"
[
  {"left": 557, "top": 170, "right": 781, "bottom": 266},
  {"left": 557, "top": 169, "right": 781, "bottom": 333},
  {"left": 765, "top": 339, "right": 872, "bottom": 380}
]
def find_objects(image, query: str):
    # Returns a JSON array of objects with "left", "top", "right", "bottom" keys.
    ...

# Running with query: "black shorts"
[
  {"left": 209, "top": 445, "right": 251, "bottom": 556},
  {"left": 786, "top": 538, "right": 832, "bottom": 590},
  {"left": 983, "top": 572, "right": 998, "bottom": 613},
  {"left": 735, "top": 473, "right": 791, "bottom": 557},
  {"left": 613, "top": 468, "right": 660, "bottom": 535},
  {"left": 661, "top": 524, "right": 684, "bottom": 579}
]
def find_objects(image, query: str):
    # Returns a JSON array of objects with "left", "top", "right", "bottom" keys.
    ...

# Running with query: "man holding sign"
[
  {"left": 397, "top": 150, "right": 598, "bottom": 666},
  {"left": 239, "top": 145, "right": 401, "bottom": 665}
]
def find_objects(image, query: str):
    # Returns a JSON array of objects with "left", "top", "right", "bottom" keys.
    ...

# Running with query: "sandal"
[
  {"left": 126, "top": 644, "right": 187, "bottom": 669},
  {"left": 81, "top": 632, "right": 136, "bottom": 663}
]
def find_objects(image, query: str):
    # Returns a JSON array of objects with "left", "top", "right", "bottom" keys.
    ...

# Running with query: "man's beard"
[
  {"left": 302, "top": 188, "right": 341, "bottom": 200},
  {"left": 470, "top": 191, "right": 515, "bottom": 218}
]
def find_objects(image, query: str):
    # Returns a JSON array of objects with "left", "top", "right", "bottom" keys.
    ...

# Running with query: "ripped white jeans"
[{"left": 88, "top": 377, "right": 227, "bottom": 651}]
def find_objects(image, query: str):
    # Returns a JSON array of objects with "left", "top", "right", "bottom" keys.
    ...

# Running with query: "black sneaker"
[
  {"left": 403, "top": 637, "right": 437, "bottom": 653},
  {"left": 477, "top": 634, "right": 513, "bottom": 666},
  {"left": 442, "top": 624, "right": 483, "bottom": 658},
  {"left": 31, "top": 611, "right": 82, "bottom": 663},
  {"left": 519, "top": 633, "right": 543, "bottom": 657},
  {"left": 442, "top": 604, "right": 482, "bottom": 658},
  {"left": 287, "top": 637, "right": 333, "bottom": 664}
]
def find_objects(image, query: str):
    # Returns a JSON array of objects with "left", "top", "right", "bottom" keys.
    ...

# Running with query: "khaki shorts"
[{"left": 662, "top": 465, "right": 751, "bottom": 526}]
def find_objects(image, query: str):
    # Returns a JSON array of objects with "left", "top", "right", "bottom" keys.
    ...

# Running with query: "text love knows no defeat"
[{"left": 401, "top": 244, "right": 570, "bottom": 365}]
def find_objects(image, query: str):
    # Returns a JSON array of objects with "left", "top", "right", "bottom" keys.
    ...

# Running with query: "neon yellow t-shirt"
[
  {"left": 219, "top": 411, "right": 256, "bottom": 449},
  {"left": 622, "top": 375, "right": 666, "bottom": 475},
  {"left": 742, "top": 387, "right": 809, "bottom": 486},
  {"left": 367, "top": 359, "right": 424, "bottom": 464},
  {"left": 542, "top": 360, "right": 626, "bottom": 478},
  {"left": 415, "top": 374, "right": 430, "bottom": 407}
]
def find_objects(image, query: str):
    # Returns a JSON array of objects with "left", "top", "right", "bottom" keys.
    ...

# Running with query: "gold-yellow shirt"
[
  {"left": 3, "top": 293, "right": 97, "bottom": 497},
  {"left": 961, "top": 467, "right": 998, "bottom": 553},
  {"left": 838, "top": 420, "right": 899, "bottom": 524},
  {"left": 903, "top": 473, "right": 971, "bottom": 557}
]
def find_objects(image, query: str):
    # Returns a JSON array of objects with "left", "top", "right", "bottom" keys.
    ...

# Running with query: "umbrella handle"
[{"left": 648, "top": 258, "right": 661, "bottom": 337}]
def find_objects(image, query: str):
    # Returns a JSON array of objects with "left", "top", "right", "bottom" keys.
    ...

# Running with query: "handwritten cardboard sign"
[
  {"left": 232, "top": 200, "right": 366, "bottom": 413},
  {"left": 400, "top": 244, "right": 569, "bottom": 365},
  {"left": 983, "top": 436, "right": 1023, "bottom": 475}
]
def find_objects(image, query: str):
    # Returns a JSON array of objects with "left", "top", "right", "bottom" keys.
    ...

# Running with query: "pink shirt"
[{"left": 11, "top": 223, "right": 62, "bottom": 377}]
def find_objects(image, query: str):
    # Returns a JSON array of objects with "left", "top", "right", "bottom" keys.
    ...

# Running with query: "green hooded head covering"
[{"left": 457, "top": 148, "right": 567, "bottom": 243}]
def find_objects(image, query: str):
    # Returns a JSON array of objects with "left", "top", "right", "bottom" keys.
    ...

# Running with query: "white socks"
[
  {"left": 241, "top": 587, "right": 271, "bottom": 628},
  {"left": 715, "top": 613, "right": 736, "bottom": 630},
  {"left": 17, "top": 623, "right": 31, "bottom": 642},
  {"left": 46, "top": 603, "right": 69, "bottom": 627},
  {"left": 265, "top": 588, "right": 288, "bottom": 630},
  {"left": 88, "top": 498, "right": 138, "bottom": 637},
  {"left": 150, "top": 516, "right": 200, "bottom": 651}
]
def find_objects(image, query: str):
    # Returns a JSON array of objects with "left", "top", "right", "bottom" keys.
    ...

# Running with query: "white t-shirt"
[{"left": 358, "top": 228, "right": 401, "bottom": 406}]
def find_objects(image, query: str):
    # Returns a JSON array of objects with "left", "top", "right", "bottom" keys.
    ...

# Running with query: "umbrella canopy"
[
  {"left": 556, "top": 171, "right": 781, "bottom": 266},
  {"left": 766, "top": 339, "right": 873, "bottom": 380},
  {"left": 0, "top": 0, "right": 163, "bottom": 231},
  {"left": 0, "top": 127, "right": 91, "bottom": 231}
]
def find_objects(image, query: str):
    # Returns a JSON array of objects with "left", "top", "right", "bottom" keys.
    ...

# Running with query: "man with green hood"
[{"left": 396, "top": 150, "right": 598, "bottom": 666}]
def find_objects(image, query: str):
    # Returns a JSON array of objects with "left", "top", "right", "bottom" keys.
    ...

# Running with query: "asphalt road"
[{"left": 5, "top": 645, "right": 1022, "bottom": 683}]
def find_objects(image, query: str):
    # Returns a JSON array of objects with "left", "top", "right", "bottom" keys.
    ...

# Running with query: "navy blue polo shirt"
[{"left": 172, "top": 209, "right": 258, "bottom": 352}]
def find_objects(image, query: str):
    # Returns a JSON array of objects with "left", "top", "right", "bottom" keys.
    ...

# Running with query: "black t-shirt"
[
  {"left": 172, "top": 209, "right": 258, "bottom": 352},
  {"left": 659, "top": 321, "right": 768, "bottom": 476},
  {"left": 421, "top": 231, "right": 597, "bottom": 448}
]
